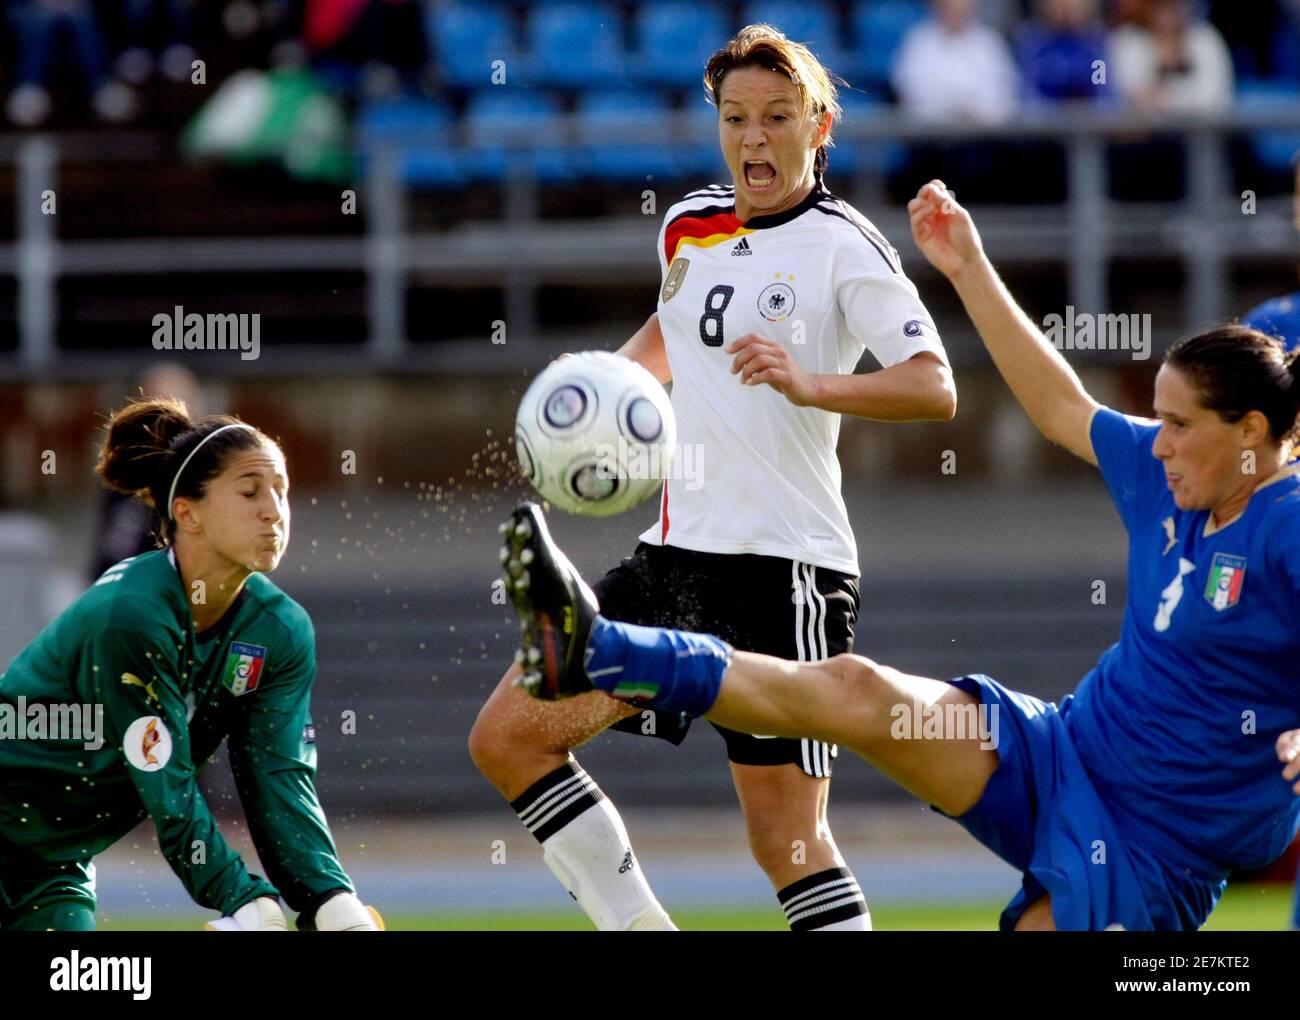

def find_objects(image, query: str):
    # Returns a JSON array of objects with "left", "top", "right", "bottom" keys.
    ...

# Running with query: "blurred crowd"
[
  {"left": 2, "top": 0, "right": 1297, "bottom": 127},
  {"left": 2, "top": 0, "right": 1298, "bottom": 203}
]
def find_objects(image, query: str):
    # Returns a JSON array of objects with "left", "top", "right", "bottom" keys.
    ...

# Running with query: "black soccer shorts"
[{"left": 595, "top": 542, "right": 859, "bottom": 778}]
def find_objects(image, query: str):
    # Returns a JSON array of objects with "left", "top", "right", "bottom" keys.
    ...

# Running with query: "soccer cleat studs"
[{"left": 498, "top": 501, "right": 600, "bottom": 700}]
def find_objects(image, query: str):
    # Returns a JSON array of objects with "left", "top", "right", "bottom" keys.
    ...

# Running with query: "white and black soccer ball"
[{"left": 515, "top": 350, "right": 676, "bottom": 516}]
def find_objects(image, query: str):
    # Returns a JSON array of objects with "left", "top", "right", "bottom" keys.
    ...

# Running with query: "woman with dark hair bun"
[{"left": 0, "top": 398, "right": 382, "bottom": 931}]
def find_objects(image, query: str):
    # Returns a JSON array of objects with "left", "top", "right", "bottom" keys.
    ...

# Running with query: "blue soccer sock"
[{"left": 583, "top": 616, "right": 733, "bottom": 717}]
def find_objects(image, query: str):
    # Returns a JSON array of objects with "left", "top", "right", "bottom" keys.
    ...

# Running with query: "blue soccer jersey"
[
  {"left": 1242, "top": 292, "right": 1300, "bottom": 353},
  {"left": 1065, "top": 408, "right": 1300, "bottom": 880}
]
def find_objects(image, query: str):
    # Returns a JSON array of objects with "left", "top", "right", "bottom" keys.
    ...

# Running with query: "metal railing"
[{"left": 1, "top": 107, "right": 1298, "bottom": 378}]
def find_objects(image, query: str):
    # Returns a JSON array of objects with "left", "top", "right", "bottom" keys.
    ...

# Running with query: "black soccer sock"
[
  {"left": 510, "top": 760, "right": 605, "bottom": 844},
  {"left": 777, "top": 866, "right": 870, "bottom": 931}
]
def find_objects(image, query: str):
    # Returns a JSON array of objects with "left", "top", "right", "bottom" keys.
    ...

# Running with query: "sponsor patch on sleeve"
[{"left": 123, "top": 716, "right": 172, "bottom": 772}]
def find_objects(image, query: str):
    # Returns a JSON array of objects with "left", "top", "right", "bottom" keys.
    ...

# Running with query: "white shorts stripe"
[
  {"left": 803, "top": 564, "right": 818, "bottom": 662},
  {"left": 810, "top": 567, "right": 828, "bottom": 660},
  {"left": 791, "top": 560, "right": 807, "bottom": 663}
]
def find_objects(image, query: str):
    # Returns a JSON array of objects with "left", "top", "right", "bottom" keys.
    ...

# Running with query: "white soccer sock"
[
  {"left": 513, "top": 761, "right": 676, "bottom": 931},
  {"left": 811, "top": 910, "right": 873, "bottom": 931}
]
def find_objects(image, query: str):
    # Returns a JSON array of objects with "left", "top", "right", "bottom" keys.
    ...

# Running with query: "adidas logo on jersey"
[
  {"left": 618, "top": 850, "right": 635, "bottom": 874},
  {"left": 731, "top": 237, "right": 753, "bottom": 256}
]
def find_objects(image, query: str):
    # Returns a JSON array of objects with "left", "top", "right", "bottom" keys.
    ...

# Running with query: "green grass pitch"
[{"left": 97, "top": 883, "right": 1292, "bottom": 931}]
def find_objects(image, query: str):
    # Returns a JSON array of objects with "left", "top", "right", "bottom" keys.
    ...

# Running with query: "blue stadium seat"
[
  {"left": 851, "top": 1, "right": 927, "bottom": 92},
  {"left": 828, "top": 90, "right": 905, "bottom": 178},
  {"left": 741, "top": 2, "right": 849, "bottom": 78},
  {"left": 461, "top": 90, "right": 578, "bottom": 183},
  {"left": 629, "top": 3, "right": 728, "bottom": 88},
  {"left": 1235, "top": 80, "right": 1300, "bottom": 176},
  {"left": 1272, "top": 17, "right": 1300, "bottom": 86},
  {"left": 525, "top": 4, "right": 625, "bottom": 88},
  {"left": 576, "top": 89, "right": 683, "bottom": 182},
  {"left": 425, "top": 2, "right": 516, "bottom": 90},
  {"left": 677, "top": 101, "right": 730, "bottom": 181},
  {"left": 355, "top": 95, "right": 465, "bottom": 188}
]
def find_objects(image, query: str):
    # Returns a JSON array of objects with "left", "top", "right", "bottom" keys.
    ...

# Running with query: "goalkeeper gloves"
[
  {"left": 314, "top": 891, "right": 385, "bottom": 931},
  {"left": 204, "top": 896, "right": 288, "bottom": 931}
]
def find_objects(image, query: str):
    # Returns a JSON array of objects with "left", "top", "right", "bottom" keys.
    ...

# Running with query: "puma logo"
[
  {"left": 121, "top": 672, "right": 159, "bottom": 706},
  {"left": 1154, "top": 557, "right": 1196, "bottom": 632}
]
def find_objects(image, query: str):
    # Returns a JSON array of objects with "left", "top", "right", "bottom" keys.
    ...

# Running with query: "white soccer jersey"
[{"left": 640, "top": 171, "right": 948, "bottom": 575}]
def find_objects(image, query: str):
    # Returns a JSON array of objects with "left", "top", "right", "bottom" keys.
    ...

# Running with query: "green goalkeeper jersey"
[{"left": 0, "top": 549, "right": 352, "bottom": 918}]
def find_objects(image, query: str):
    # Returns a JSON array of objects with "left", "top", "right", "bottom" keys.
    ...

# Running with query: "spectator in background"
[
  {"left": 301, "top": 0, "right": 431, "bottom": 98},
  {"left": 1016, "top": 0, "right": 1111, "bottom": 107},
  {"left": 891, "top": 0, "right": 1022, "bottom": 203},
  {"left": 893, "top": 0, "right": 1020, "bottom": 124},
  {"left": 1109, "top": 0, "right": 1234, "bottom": 113},
  {"left": 1206, "top": 0, "right": 1300, "bottom": 84},
  {"left": 116, "top": 0, "right": 201, "bottom": 86},
  {"left": 5, "top": 0, "right": 137, "bottom": 126},
  {"left": 90, "top": 365, "right": 201, "bottom": 581}
]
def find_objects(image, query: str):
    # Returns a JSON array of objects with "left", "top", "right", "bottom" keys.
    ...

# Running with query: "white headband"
[{"left": 166, "top": 423, "right": 256, "bottom": 522}]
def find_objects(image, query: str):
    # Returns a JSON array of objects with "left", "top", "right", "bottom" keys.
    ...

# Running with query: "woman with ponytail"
[{"left": 0, "top": 398, "right": 382, "bottom": 931}]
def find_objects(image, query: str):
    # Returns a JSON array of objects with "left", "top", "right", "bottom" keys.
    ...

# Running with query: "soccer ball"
[{"left": 514, "top": 350, "right": 676, "bottom": 516}]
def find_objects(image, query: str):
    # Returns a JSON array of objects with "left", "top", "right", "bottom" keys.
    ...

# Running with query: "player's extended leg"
[
  {"left": 708, "top": 652, "right": 996, "bottom": 817},
  {"left": 503, "top": 501, "right": 997, "bottom": 818},
  {"left": 718, "top": 663, "right": 1052, "bottom": 926},
  {"left": 469, "top": 517, "right": 676, "bottom": 931}
]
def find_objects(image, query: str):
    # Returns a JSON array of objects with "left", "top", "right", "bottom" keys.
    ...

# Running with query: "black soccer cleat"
[{"left": 499, "top": 501, "right": 600, "bottom": 700}]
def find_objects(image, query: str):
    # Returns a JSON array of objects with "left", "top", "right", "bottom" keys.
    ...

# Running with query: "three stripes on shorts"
[{"left": 793, "top": 561, "right": 837, "bottom": 779}]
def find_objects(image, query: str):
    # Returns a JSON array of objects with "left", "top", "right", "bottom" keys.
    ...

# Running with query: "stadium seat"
[
  {"left": 525, "top": 4, "right": 625, "bottom": 88},
  {"left": 828, "top": 90, "right": 906, "bottom": 179},
  {"left": 576, "top": 89, "right": 683, "bottom": 182},
  {"left": 629, "top": 3, "right": 728, "bottom": 88},
  {"left": 1272, "top": 18, "right": 1300, "bottom": 86},
  {"left": 741, "top": 2, "right": 850, "bottom": 79},
  {"left": 425, "top": 2, "right": 517, "bottom": 90},
  {"left": 355, "top": 95, "right": 465, "bottom": 188},
  {"left": 461, "top": 90, "right": 578, "bottom": 183},
  {"left": 677, "top": 101, "right": 730, "bottom": 181},
  {"left": 1235, "top": 80, "right": 1300, "bottom": 177},
  {"left": 851, "top": 1, "right": 927, "bottom": 92}
]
